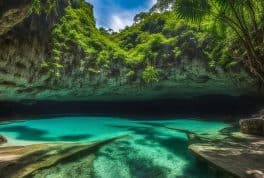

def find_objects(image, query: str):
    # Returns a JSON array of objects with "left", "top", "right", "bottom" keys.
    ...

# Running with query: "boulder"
[
  {"left": 0, "top": 135, "right": 7, "bottom": 144},
  {"left": 240, "top": 118, "right": 264, "bottom": 136}
]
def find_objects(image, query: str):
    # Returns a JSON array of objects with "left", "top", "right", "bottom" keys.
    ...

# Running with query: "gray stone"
[
  {"left": 189, "top": 130, "right": 264, "bottom": 178},
  {"left": 240, "top": 118, "right": 264, "bottom": 136}
]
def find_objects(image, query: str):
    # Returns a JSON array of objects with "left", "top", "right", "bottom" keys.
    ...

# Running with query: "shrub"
[{"left": 142, "top": 66, "right": 159, "bottom": 83}]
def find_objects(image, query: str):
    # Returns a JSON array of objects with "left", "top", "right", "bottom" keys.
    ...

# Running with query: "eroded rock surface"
[
  {"left": 156, "top": 123, "right": 264, "bottom": 178},
  {"left": 188, "top": 127, "right": 264, "bottom": 178},
  {"left": 0, "top": 0, "right": 260, "bottom": 101},
  {"left": 0, "top": 0, "right": 31, "bottom": 36},
  {"left": 240, "top": 118, "right": 264, "bottom": 136}
]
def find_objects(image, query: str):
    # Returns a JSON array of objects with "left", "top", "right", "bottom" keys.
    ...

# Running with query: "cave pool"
[{"left": 0, "top": 116, "right": 231, "bottom": 178}]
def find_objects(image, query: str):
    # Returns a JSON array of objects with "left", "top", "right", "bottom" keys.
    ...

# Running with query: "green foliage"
[
  {"left": 114, "top": 10, "right": 219, "bottom": 71},
  {"left": 127, "top": 33, "right": 177, "bottom": 65},
  {"left": 108, "top": 7, "right": 234, "bottom": 83},
  {"left": 174, "top": 0, "right": 264, "bottom": 83},
  {"left": 30, "top": 0, "right": 41, "bottom": 14},
  {"left": 142, "top": 66, "right": 159, "bottom": 83},
  {"left": 30, "top": 0, "right": 59, "bottom": 15},
  {"left": 174, "top": 0, "right": 210, "bottom": 22},
  {"left": 140, "top": 14, "right": 166, "bottom": 33},
  {"left": 45, "top": 0, "right": 127, "bottom": 76},
  {"left": 42, "top": 0, "right": 264, "bottom": 84},
  {"left": 134, "top": 12, "right": 148, "bottom": 23},
  {"left": 125, "top": 70, "right": 136, "bottom": 82},
  {"left": 43, "top": 0, "right": 232, "bottom": 81}
]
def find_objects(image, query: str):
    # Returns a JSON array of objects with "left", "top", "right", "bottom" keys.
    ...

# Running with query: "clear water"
[{"left": 0, "top": 116, "right": 230, "bottom": 178}]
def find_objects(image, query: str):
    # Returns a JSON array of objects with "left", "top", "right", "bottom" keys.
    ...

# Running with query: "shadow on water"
[
  {"left": 0, "top": 126, "right": 49, "bottom": 141},
  {"left": 127, "top": 158, "right": 168, "bottom": 178},
  {"left": 102, "top": 123, "right": 219, "bottom": 178},
  {"left": 0, "top": 125, "right": 92, "bottom": 141},
  {"left": 1, "top": 95, "right": 263, "bottom": 121}
]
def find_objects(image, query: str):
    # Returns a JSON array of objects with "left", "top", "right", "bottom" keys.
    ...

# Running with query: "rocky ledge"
[
  {"left": 188, "top": 128, "right": 264, "bottom": 178},
  {"left": 240, "top": 118, "right": 264, "bottom": 136},
  {"left": 157, "top": 124, "right": 264, "bottom": 178},
  {"left": 240, "top": 110, "right": 264, "bottom": 136}
]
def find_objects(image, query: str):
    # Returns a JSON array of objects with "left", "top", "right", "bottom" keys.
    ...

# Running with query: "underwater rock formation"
[
  {"left": 0, "top": 135, "right": 128, "bottom": 178},
  {"left": 0, "top": 0, "right": 260, "bottom": 101}
]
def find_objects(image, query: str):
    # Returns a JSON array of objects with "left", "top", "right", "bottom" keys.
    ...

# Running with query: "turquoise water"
[{"left": 0, "top": 116, "right": 230, "bottom": 178}]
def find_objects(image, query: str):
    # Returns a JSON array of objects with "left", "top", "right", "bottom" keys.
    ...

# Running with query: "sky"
[{"left": 86, "top": 0, "right": 157, "bottom": 31}]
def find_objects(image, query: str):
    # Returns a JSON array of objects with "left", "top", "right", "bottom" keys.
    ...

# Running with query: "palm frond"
[{"left": 174, "top": 0, "right": 211, "bottom": 22}]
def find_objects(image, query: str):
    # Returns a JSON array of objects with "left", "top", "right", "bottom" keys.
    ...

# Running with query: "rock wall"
[{"left": 0, "top": 0, "right": 260, "bottom": 101}]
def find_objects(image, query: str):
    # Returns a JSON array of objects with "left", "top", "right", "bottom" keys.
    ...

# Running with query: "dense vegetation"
[
  {"left": 37, "top": 0, "right": 263, "bottom": 85},
  {"left": 173, "top": 0, "right": 264, "bottom": 86}
]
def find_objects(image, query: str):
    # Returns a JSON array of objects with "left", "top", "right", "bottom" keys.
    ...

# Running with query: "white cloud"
[
  {"left": 109, "top": 0, "right": 157, "bottom": 31},
  {"left": 110, "top": 13, "right": 132, "bottom": 31},
  {"left": 150, "top": 0, "right": 157, "bottom": 6},
  {"left": 86, "top": 0, "right": 158, "bottom": 31}
]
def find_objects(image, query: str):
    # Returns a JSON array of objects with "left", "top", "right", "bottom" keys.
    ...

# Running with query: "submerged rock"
[
  {"left": 0, "top": 135, "right": 7, "bottom": 144},
  {"left": 240, "top": 118, "right": 264, "bottom": 136},
  {"left": 0, "top": 135, "right": 128, "bottom": 178}
]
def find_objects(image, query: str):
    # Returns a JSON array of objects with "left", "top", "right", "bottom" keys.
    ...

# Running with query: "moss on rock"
[{"left": 0, "top": 0, "right": 261, "bottom": 101}]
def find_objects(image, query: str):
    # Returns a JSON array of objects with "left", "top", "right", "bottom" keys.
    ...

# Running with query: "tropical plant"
[
  {"left": 30, "top": 0, "right": 41, "bottom": 14},
  {"left": 142, "top": 66, "right": 159, "bottom": 83},
  {"left": 174, "top": 0, "right": 264, "bottom": 84}
]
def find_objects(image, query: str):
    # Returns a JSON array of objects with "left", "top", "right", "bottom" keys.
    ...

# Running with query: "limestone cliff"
[{"left": 0, "top": 0, "right": 260, "bottom": 101}]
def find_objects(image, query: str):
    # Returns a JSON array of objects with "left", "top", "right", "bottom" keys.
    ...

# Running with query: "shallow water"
[{"left": 0, "top": 116, "right": 230, "bottom": 178}]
